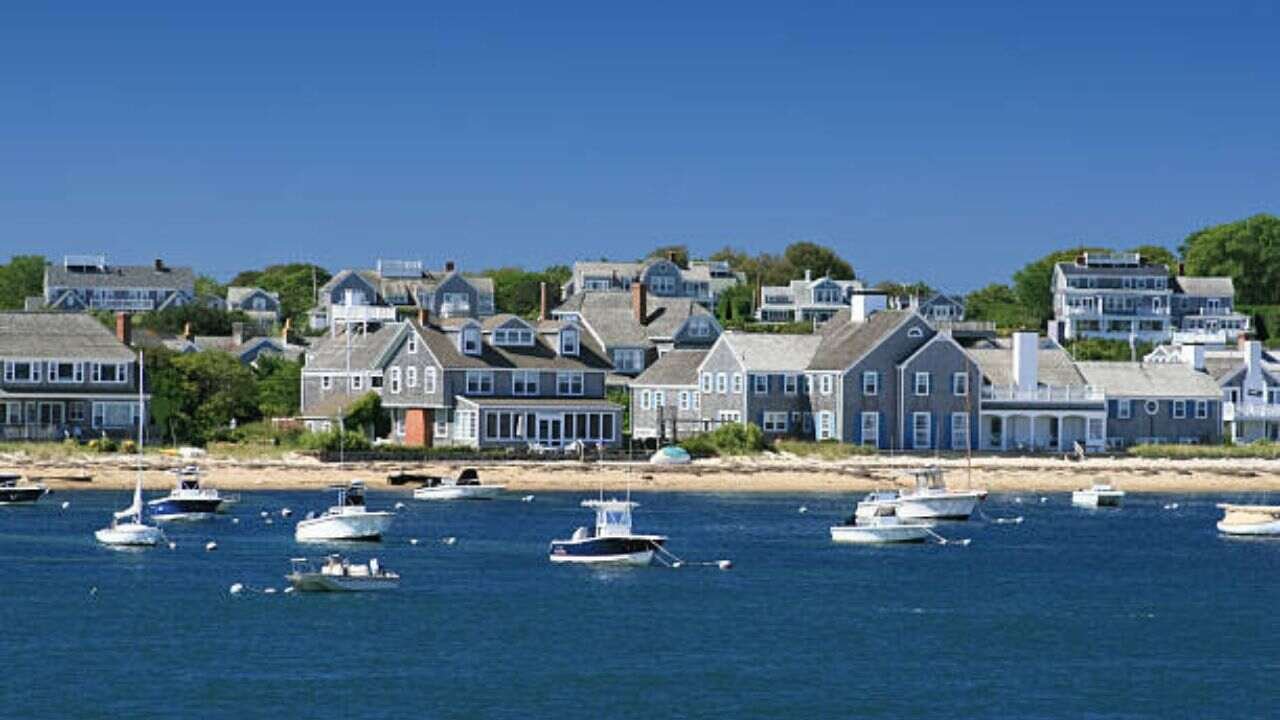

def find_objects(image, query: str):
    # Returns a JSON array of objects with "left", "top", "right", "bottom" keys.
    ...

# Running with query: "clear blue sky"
[{"left": 2, "top": 2, "right": 1277, "bottom": 291}]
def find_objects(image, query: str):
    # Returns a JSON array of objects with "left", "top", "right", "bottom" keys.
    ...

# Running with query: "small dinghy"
[
  {"left": 830, "top": 494, "right": 934, "bottom": 544},
  {"left": 411, "top": 468, "right": 505, "bottom": 501},
  {"left": 295, "top": 481, "right": 394, "bottom": 542},
  {"left": 286, "top": 554, "right": 400, "bottom": 592},
  {"left": 0, "top": 474, "right": 48, "bottom": 505},
  {"left": 1072, "top": 483, "right": 1125, "bottom": 508},
  {"left": 1216, "top": 504, "right": 1280, "bottom": 536},
  {"left": 549, "top": 499, "right": 666, "bottom": 565},
  {"left": 649, "top": 446, "right": 692, "bottom": 466}
]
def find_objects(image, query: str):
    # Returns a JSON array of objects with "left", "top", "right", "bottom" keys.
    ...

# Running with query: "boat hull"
[
  {"left": 1072, "top": 491, "right": 1124, "bottom": 508},
  {"left": 1217, "top": 505, "right": 1280, "bottom": 536},
  {"left": 0, "top": 487, "right": 48, "bottom": 504},
  {"left": 148, "top": 497, "right": 224, "bottom": 522},
  {"left": 96, "top": 523, "right": 165, "bottom": 547},
  {"left": 295, "top": 512, "right": 394, "bottom": 542},
  {"left": 548, "top": 536, "right": 663, "bottom": 565},
  {"left": 286, "top": 573, "right": 400, "bottom": 592},
  {"left": 412, "top": 485, "right": 505, "bottom": 501},
  {"left": 830, "top": 523, "right": 932, "bottom": 544},
  {"left": 894, "top": 493, "right": 981, "bottom": 520}
]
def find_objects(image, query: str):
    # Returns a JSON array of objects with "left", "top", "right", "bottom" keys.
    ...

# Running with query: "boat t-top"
[
  {"left": 96, "top": 477, "right": 166, "bottom": 547},
  {"left": 549, "top": 499, "right": 667, "bottom": 565},
  {"left": 830, "top": 493, "right": 935, "bottom": 544},
  {"left": 0, "top": 474, "right": 49, "bottom": 505},
  {"left": 411, "top": 467, "right": 505, "bottom": 501},
  {"left": 286, "top": 554, "right": 400, "bottom": 592},
  {"left": 295, "top": 481, "right": 395, "bottom": 542},
  {"left": 890, "top": 466, "right": 984, "bottom": 520},
  {"left": 147, "top": 465, "right": 230, "bottom": 521},
  {"left": 1215, "top": 504, "right": 1280, "bottom": 536},
  {"left": 1072, "top": 483, "right": 1125, "bottom": 508}
]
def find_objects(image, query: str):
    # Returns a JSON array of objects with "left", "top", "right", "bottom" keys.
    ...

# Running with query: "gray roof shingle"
[
  {"left": 966, "top": 337, "right": 1085, "bottom": 387},
  {"left": 1173, "top": 276, "right": 1235, "bottom": 297},
  {"left": 0, "top": 312, "right": 136, "bottom": 361},
  {"left": 45, "top": 262, "right": 195, "bottom": 291},
  {"left": 1075, "top": 362, "right": 1222, "bottom": 398},
  {"left": 720, "top": 332, "right": 823, "bottom": 372},
  {"left": 553, "top": 293, "right": 714, "bottom": 348},
  {"left": 632, "top": 349, "right": 708, "bottom": 387},
  {"left": 807, "top": 309, "right": 915, "bottom": 371}
]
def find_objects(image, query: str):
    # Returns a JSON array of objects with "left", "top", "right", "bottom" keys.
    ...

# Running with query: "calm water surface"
[{"left": 2, "top": 488, "right": 1277, "bottom": 719}]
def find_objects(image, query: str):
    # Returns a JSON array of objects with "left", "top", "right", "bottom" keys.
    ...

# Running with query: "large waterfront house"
[
  {"left": 1147, "top": 338, "right": 1280, "bottom": 443},
  {"left": 1048, "top": 252, "right": 1246, "bottom": 344},
  {"left": 551, "top": 283, "right": 721, "bottom": 382},
  {"left": 225, "top": 286, "right": 283, "bottom": 327},
  {"left": 41, "top": 255, "right": 195, "bottom": 312},
  {"left": 299, "top": 310, "right": 621, "bottom": 450},
  {"left": 560, "top": 255, "right": 743, "bottom": 307},
  {"left": 309, "top": 259, "right": 496, "bottom": 331},
  {"left": 0, "top": 312, "right": 145, "bottom": 441},
  {"left": 755, "top": 272, "right": 863, "bottom": 324}
]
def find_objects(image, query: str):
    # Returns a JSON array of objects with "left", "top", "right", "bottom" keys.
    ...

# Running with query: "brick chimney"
[
  {"left": 154, "top": 258, "right": 165, "bottom": 272},
  {"left": 231, "top": 322, "right": 245, "bottom": 346},
  {"left": 632, "top": 282, "right": 648, "bottom": 324},
  {"left": 115, "top": 312, "right": 132, "bottom": 346},
  {"left": 444, "top": 260, "right": 455, "bottom": 273},
  {"left": 417, "top": 307, "right": 430, "bottom": 326},
  {"left": 539, "top": 282, "right": 549, "bottom": 321}
]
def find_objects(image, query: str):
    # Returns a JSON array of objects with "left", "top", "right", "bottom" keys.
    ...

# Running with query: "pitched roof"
[
  {"left": 45, "top": 262, "right": 195, "bottom": 291},
  {"left": 807, "top": 309, "right": 915, "bottom": 371},
  {"left": 965, "top": 337, "right": 1085, "bottom": 386},
  {"left": 1075, "top": 362, "right": 1222, "bottom": 398},
  {"left": 1055, "top": 262, "right": 1168, "bottom": 277},
  {"left": 553, "top": 293, "right": 714, "bottom": 348},
  {"left": 632, "top": 349, "right": 708, "bottom": 387},
  {"left": 0, "top": 312, "right": 135, "bottom": 361},
  {"left": 414, "top": 320, "right": 612, "bottom": 372},
  {"left": 1173, "top": 276, "right": 1235, "bottom": 297},
  {"left": 226, "top": 286, "right": 279, "bottom": 306},
  {"left": 719, "top": 332, "right": 823, "bottom": 372},
  {"left": 305, "top": 324, "right": 406, "bottom": 371}
]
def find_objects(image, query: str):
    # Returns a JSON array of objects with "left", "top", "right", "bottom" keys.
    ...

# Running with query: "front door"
[
  {"left": 39, "top": 402, "right": 63, "bottom": 427},
  {"left": 537, "top": 416, "right": 563, "bottom": 446}
]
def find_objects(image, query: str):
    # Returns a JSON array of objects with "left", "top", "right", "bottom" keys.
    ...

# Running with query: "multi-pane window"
[
  {"left": 700, "top": 373, "right": 713, "bottom": 393},
  {"left": 1172, "top": 400, "right": 1186, "bottom": 419},
  {"left": 732, "top": 373, "right": 743, "bottom": 394},
  {"left": 914, "top": 372, "right": 930, "bottom": 396},
  {"left": 762, "top": 412, "right": 788, "bottom": 433},
  {"left": 461, "top": 327, "right": 481, "bottom": 355},
  {"left": 716, "top": 373, "right": 728, "bottom": 394},
  {"left": 1117, "top": 399, "right": 1131, "bottom": 419},
  {"left": 557, "top": 372, "right": 584, "bottom": 396},
  {"left": 465, "top": 370, "right": 494, "bottom": 395},
  {"left": 952, "top": 372, "right": 968, "bottom": 396},
  {"left": 816, "top": 411, "right": 834, "bottom": 440},
  {"left": 784, "top": 374, "right": 797, "bottom": 394},
  {"left": 862, "top": 371, "right": 877, "bottom": 396},
  {"left": 819, "top": 374, "right": 833, "bottom": 395},
  {"left": 406, "top": 366, "right": 417, "bottom": 388},
  {"left": 951, "top": 413, "right": 969, "bottom": 450},
  {"left": 1195, "top": 400, "right": 1208, "bottom": 419},
  {"left": 861, "top": 412, "right": 878, "bottom": 447},
  {"left": 912, "top": 412, "right": 931, "bottom": 448},
  {"left": 752, "top": 374, "right": 768, "bottom": 394},
  {"left": 513, "top": 370, "right": 539, "bottom": 396},
  {"left": 423, "top": 368, "right": 437, "bottom": 393},
  {"left": 560, "top": 328, "right": 580, "bottom": 356}
]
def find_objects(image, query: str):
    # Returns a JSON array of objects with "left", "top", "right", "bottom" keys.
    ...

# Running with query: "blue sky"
[{"left": 2, "top": 2, "right": 1277, "bottom": 290}]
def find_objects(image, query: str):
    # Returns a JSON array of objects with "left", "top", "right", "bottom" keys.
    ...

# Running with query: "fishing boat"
[
  {"left": 1072, "top": 483, "right": 1125, "bottom": 508},
  {"left": 411, "top": 468, "right": 505, "bottom": 501},
  {"left": 1216, "top": 504, "right": 1280, "bottom": 536},
  {"left": 96, "top": 477, "right": 166, "bottom": 547},
  {"left": 549, "top": 499, "right": 666, "bottom": 565},
  {"left": 831, "top": 494, "right": 935, "bottom": 544},
  {"left": 147, "top": 466, "right": 228, "bottom": 521},
  {"left": 295, "top": 481, "right": 394, "bottom": 542},
  {"left": 893, "top": 467, "right": 984, "bottom": 520},
  {"left": 286, "top": 554, "right": 400, "bottom": 592},
  {"left": 0, "top": 474, "right": 48, "bottom": 504}
]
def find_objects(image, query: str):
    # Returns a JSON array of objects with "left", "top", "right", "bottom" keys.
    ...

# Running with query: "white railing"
[
  {"left": 982, "top": 385, "right": 1104, "bottom": 403},
  {"left": 440, "top": 300, "right": 472, "bottom": 317},
  {"left": 1060, "top": 305, "right": 1170, "bottom": 317},
  {"left": 330, "top": 304, "right": 396, "bottom": 323},
  {"left": 88, "top": 299, "right": 156, "bottom": 311},
  {"left": 1224, "top": 402, "right": 1280, "bottom": 422}
]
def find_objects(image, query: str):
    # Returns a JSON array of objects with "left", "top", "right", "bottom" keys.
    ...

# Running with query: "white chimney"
[
  {"left": 1012, "top": 331, "right": 1038, "bottom": 392},
  {"left": 850, "top": 292, "right": 886, "bottom": 323},
  {"left": 804, "top": 269, "right": 812, "bottom": 282},
  {"left": 1179, "top": 343, "right": 1206, "bottom": 372}
]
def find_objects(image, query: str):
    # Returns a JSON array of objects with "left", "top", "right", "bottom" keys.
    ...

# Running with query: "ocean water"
[{"left": 1, "top": 488, "right": 1277, "bottom": 719}]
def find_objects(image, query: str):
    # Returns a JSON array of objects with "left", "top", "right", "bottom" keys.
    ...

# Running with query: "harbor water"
[{"left": 2, "top": 490, "right": 1276, "bottom": 718}]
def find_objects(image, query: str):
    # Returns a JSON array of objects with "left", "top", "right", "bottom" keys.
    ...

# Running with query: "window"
[
  {"left": 352, "top": 373, "right": 364, "bottom": 391},
  {"left": 653, "top": 391, "right": 665, "bottom": 407},
  {"left": 68, "top": 403, "right": 85, "bottom": 422},
  {"left": 861, "top": 412, "right": 878, "bottom": 447},
  {"left": 678, "top": 391, "right": 691, "bottom": 410},
  {"left": 951, "top": 413, "right": 969, "bottom": 450},
  {"left": 508, "top": 370, "right": 537, "bottom": 396},
  {"left": 732, "top": 373, "right": 743, "bottom": 394},
  {"left": 914, "top": 372, "right": 930, "bottom": 396},
  {"left": 557, "top": 372, "right": 584, "bottom": 396},
  {"left": 700, "top": 373, "right": 713, "bottom": 393},
  {"left": 407, "top": 335, "right": 418, "bottom": 354},
  {"left": 1145, "top": 399, "right": 1159, "bottom": 415},
  {"left": 639, "top": 390, "right": 652, "bottom": 410},
  {"left": 614, "top": 349, "right": 644, "bottom": 372},
  {"left": 1196, "top": 400, "right": 1209, "bottom": 419},
  {"left": 912, "top": 412, "right": 931, "bottom": 448},
  {"left": 801, "top": 375, "right": 812, "bottom": 394},
  {"left": 784, "top": 375, "right": 798, "bottom": 395},
  {"left": 466, "top": 370, "right": 494, "bottom": 395},
  {"left": 753, "top": 374, "right": 768, "bottom": 394},
  {"left": 1117, "top": 399, "right": 1131, "bottom": 419},
  {"left": 560, "top": 327, "right": 580, "bottom": 356},
  {"left": 92, "top": 401, "right": 136, "bottom": 428},
  {"left": 819, "top": 374, "right": 833, "bottom": 396},
  {"left": 952, "top": 372, "right": 968, "bottom": 396},
  {"left": 321, "top": 375, "right": 332, "bottom": 390},
  {"left": 406, "top": 366, "right": 418, "bottom": 388},
  {"left": 907, "top": 327, "right": 924, "bottom": 338},
  {"left": 423, "top": 368, "right": 437, "bottom": 393},
  {"left": 493, "top": 328, "right": 535, "bottom": 346},
  {"left": 762, "top": 412, "right": 788, "bottom": 433},
  {"left": 1088, "top": 418, "right": 1104, "bottom": 440},
  {"left": 816, "top": 411, "right": 834, "bottom": 440},
  {"left": 716, "top": 373, "right": 728, "bottom": 394},
  {"left": 461, "top": 326, "right": 481, "bottom": 355},
  {"left": 862, "top": 371, "right": 878, "bottom": 396},
  {"left": 649, "top": 275, "right": 676, "bottom": 294},
  {"left": 1172, "top": 400, "right": 1186, "bottom": 419},
  {"left": 717, "top": 410, "right": 742, "bottom": 424}
]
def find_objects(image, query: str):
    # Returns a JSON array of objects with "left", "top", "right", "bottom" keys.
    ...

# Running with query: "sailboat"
[{"left": 95, "top": 350, "right": 165, "bottom": 547}]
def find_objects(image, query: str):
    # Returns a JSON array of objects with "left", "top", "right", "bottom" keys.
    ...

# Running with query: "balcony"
[
  {"left": 439, "top": 300, "right": 472, "bottom": 318},
  {"left": 1060, "top": 304, "right": 1170, "bottom": 318},
  {"left": 330, "top": 304, "right": 396, "bottom": 324},
  {"left": 982, "top": 384, "right": 1104, "bottom": 404},
  {"left": 88, "top": 299, "right": 156, "bottom": 311},
  {"left": 1224, "top": 402, "right": 1280, "bottom": 422}
]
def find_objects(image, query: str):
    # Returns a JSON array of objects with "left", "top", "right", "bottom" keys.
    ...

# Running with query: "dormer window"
[
  {"left": 493, "top": 328, "right": 535, "bottom": 346},
  {"left": 460, "top": 326, "right": 481, "bottom": 356},
  {"left": 560, "top": 326, "right": 580, "bottom": 356}
]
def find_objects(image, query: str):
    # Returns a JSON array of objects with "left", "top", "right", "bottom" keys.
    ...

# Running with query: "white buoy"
[
  {"left": 717, "top": 559, "right": 733, "bottom": 570},
  {"left": 264, "top": 518, "right": 274, "bottom": 525},
  {"left": 409, "top": 538, "right": 419, "bottom": 546},
  {"left": 260, "top": 510, "right": 269, "bottom": 518},
  {"left": 231, "top": 518, "right": 240, "bottom": 524},
  {"left": 1013, "top": 497, "right": 1023, "bottom": 504},
  {"left": 442, "top": 536, "right": 457, "bottom": 546},
  {"left": 280, "top": 508, "right": 292, "bottom": 518},
  {"left": 205, "top": 541, "right": 218, "bottom": 552},
  {"left": 168, "top": 541, "right": 177, "bottom": 550},
  {"left": 394, "top": 502, "right": 406, "bottom": 510},
  {"left": 283, "top": 587, "right": 295, "bottom": 594},
  {"left": 798, "top": 505, "right": 808, "bottom": 514},
  {"left": 229, "top": 583, "right": 244, "bottom": 595},
  {"left": 89, "top": 586, "right": 98, "bottom": 596},
  {"left": 61, "top": 501, "right": 71, "bottom": 510},
  {"left": 1039, "top": 497, "right": 1048, "bottom": 504},
  {"left": 1163, "top": 502, "right": 1180, "bottom": 510},
  {"left": 263, "top": 587, "right": 277, "bottom": 594},
  {"left": 672, "top": 561, "right": 685, "bottom": 569},
  {"left": 521, "top": 494, "right": 535, "bottom": 503}
]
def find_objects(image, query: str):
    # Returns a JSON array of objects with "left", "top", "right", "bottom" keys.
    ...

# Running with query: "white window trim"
[
  {"left": 862, "top": 371, "right": 877, "bottom": 396},
  {"left": 752, "top": 374, "right": 768, "bottom": 395},
  {"left": 912, "top": 412, "right": 931, "bottom": 448},
  {"left": 952, "top": 372, "right": 968, "bottom": 396},
  {"left": 914, "top": 372, "right": 930, "bottom": 396},
  {"left": 860, "top": 411, "right": 878, "bottom": 447}
]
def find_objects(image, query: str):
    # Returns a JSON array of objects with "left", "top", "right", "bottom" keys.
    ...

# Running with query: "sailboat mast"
[{"left": 137, "top": 350, "right": 145, "bottom": 522}]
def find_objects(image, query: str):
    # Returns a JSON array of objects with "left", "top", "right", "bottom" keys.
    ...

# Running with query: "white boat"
[
  {"left": 831, "top": 495, "right": 935, "bottom": 544},
  {"left": 1072, "top": 484, "right": 1125, "bottom": 508},
  {"left": 649, "top": 446, "right": 692, "bottom": 465},
  {"left": 295, "top": 481, "right": 394, "bottom": 542},
  {"left": 1216, "top": 504, "right": 1280, "bottom": 536},
  {"left": 0, "top": 474, "right": 48, "bottom": 504},
  {"left": 96, "top": 477, "right": 166, "bottom": 547},
  {"left": 286, "top": 555, "right": 400, "bottom": 592},
  {"left": 147, "top": 465, "right": 228, "bottom": 521},
  {"left": 411, "top": 468, "right": 505, "bottom": 501},
  {"left": 893, "top": 467, "right": 984, "bottom": 520},
  {"left": 549, "top": 499, "right": 666, "bottom": 565}
]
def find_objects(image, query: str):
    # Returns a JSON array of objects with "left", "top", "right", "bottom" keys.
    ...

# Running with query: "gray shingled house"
[
  {"left": 42, "top": 255, "right": 195, "bottom": 312},
  {"left": 630, "top": 349, "right": 709, "bottom": 441},
  {"left": 561, "top": 254, "right": 742, "bottom": 307},
  {"left": 310, "top": 259, "right": 496, "bottom": 331},
  {"left": 226, "top": 286, "right": 282, "bottom": 327}
]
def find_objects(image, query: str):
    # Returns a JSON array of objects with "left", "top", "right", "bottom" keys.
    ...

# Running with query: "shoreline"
[{"left": 5, "top": 452, "right": 1280, "bottom": 494}]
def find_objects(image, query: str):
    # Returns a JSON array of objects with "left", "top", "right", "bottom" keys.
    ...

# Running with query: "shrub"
[
  {"left": 774, "top": 439, "right": 876, "bottom": 459},
  {"left": 299, "top": 429, "right": 371, "bottom": 453},
  {"left": 87, "top": 436, "right": 120, "bottom": 453},
  {"left": 680, "top": 423, "right": 768, "bottom": 457},
  {"left": 1129, "top": 442, "right": 1280, "bottom": 459},
  {"left": 120, "top": 440, "right": 138, "bottom": 454}
]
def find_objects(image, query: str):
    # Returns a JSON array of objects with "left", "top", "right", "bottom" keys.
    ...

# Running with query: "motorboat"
[
  {"left": 549, "top": 499, "right": 666, "bottom": 565},
  {"left": 650, "top": 446, "right": 692, "bottom": 465},
  {"left": 286, "top": 554, "right": 400, "bottom": 592},
  {"left": 1216, "top": 504, "right": 1280, "bottom": 536},
  {"left": 831, "top": 494, "right": 935, "bottom": 544},
  {"left": 0, "top": 474, "right": 48, "bottom": 504},
  {"left": 1072, "top": 484, "right": 1125, "bottom": 508},
  {"left": 893, "top": 467, "right": 984, "bottom": 520},
  {"left": 96, "top": 477, "right": 166, "bottom": 547},
  {"left": 295, "top": 481, "right": 394, "bottom": 542},
  {"left": 147, "top": 465, "right": 229, "bottom": 521},
  {"left": 411, "top": 468, "right": 505, "bottom": 501}
]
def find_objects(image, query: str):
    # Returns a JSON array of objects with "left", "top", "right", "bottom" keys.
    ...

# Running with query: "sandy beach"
[{"left": 5, "top": 451, "right": 1280, "bottom": 495}]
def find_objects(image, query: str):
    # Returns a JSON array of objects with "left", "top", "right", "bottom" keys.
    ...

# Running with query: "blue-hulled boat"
[
  {"left": 147, "top": 466, "right": 228, "bottom": 521},
  {"left": 549, "top": 499, "right": 666, "bottom": 566}
]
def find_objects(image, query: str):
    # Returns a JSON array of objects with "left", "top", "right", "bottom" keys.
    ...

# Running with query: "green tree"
[
  {"left": 0, "top": 255, "right": 46, "bottom": 310},
  {"left": 135, "top": 304, "right": 252, "bottom": 337},
  {"left": 484, "top": 265, "right": 572, "bottom": 318},
  {"left": 171, "top": 351, "right": 261, "bottom": 440},
  {"left": 343, "top": 392, "right": 390, "bottom": 439},
  {"left": 964, "top": 283, "right": 1037, "bottom": 329},
  {"left": 144, "top": 347, "right": 196, "bottom": 446},
  {"left": 783, "top": 241, "right": 855, "bottom": 280},
  {"left": 1010, "top": 247, "right": 1109, "bottom": 326},
  {"left": 647, "top": 244, "right": 689, "bottom": 268},
  {"left": 231, "top": 263, "right": 331, "bottom": 328},
  {"left": 254, "top": 356, "right": 302, "bottom": 418},
  {"left": 1130, "top": 244, "right": 1178, "bottom": 271},
  {"left": 715, "top": 283, "right": 755, "bottom": 325},
  {"left": 875, "top": 280, "right": 934, "bottom": 299},
  {"left": 1180, "top": 214, "right": 1280, "bottom": 305},
  {"left": 194, "top": 275, "right": 226, "bottom": 300},
  {"left": 1063, "top": 338, "right": 1154, "bottom": 362}
]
